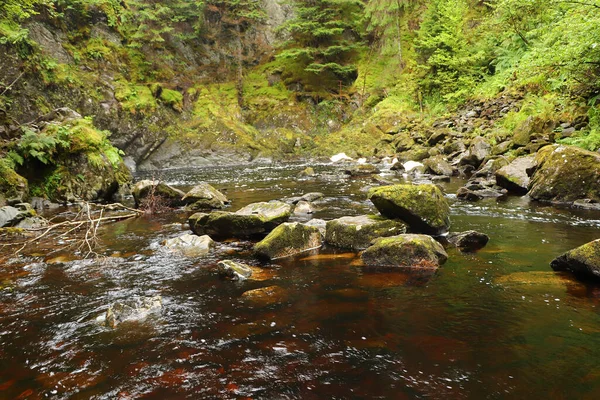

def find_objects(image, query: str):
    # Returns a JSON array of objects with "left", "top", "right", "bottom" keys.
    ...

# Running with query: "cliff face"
[{"left": 1, "top": 0, "right": 322, "bottom": 171}]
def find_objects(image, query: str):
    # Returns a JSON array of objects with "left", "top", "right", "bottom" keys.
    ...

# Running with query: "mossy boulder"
[
  {"left": 550, "top": 239, "right": 600, "bottom": 281},
  {"left": 361, "top": 234, "right": 448, "bottom": 268},
  {"left": 528, "top": 145, "right": 600, "bottom": 203},
  {"left": 0, "top": 159, "right": 28, "bottom": 205},
  {"left": 495, "top": 155, "right": 535, "bottom": 195},
  {"left": 459, "top": 136, "right": 491, "bottom": 168},
  {"left": 133, "top": 180, "right": 186, "bottom": 208},
  {"left": 325, "top": 215, "right": 407, "bottom": 251},
  {"left": 423, "top": 155, "right": 454, "bottom": 177},
  {"left": 254, "top": 222, "right": 322, "bottom": 260},
  {"left": 367, "top": 184, "right": 451, "bottom": 235},
  {"left": 189, "top": 201, "right": 292, "bottom": 238},
  {"left": 182, "top": 182, "right": 229, "bottom": 211}
]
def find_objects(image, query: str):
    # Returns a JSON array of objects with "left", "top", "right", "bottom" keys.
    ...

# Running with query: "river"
[{"left": 1, "top": 163, "right": 600, "bottom": 399}]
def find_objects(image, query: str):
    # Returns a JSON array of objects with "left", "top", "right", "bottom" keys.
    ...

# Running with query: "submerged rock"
[
  {"left": 550, "top": 239, "right": 600, "bottom": 281},
  {"left": 105, "top": 296, "right": 162, "bottom": 328},
  {"left": 361, "top": 234, "right": 448, "bottom": 268},
  {"left": 528, "top": 145, "right": 600, "bottom": 203},
  {"left": 132, "top": 180, "right": 186, "bottom": 208},
  {"left": 254, "top": 222, "right": 322, "bottom": 260},
  {"left": 182, "top": 182, "right": 229, "bottom": 211},
  {"left": 325, "top": 215, "right": 407, "bottom": 251},
  {"left": 241, "top": 286, "right": 287, "bottom": 306},
  {"left": 189, "top": 201, "right": 292, "bottom": 238},
  {"left": 447, "top": 231, "right": 489, "bottom": 252},
  {"left": 162, "top": 234, "right": 214, "bottom": 257},
  {"left": 495, "top": 156, "right": 536, "bottom": 195},
  {"left": 298, "top": 167, "right": 316, "bottom": 177},
  {"left": 218, "top": 260, "right": 253, "bottom": 280},
  {"left": 368, "top": 184, "right": 451, "bottom": 235}
]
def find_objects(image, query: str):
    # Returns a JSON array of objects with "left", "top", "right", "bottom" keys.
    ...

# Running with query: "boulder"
[
  {"left": 105, "top": 296, "right": 162, "bottom": 328},
  {"left": 423, "top": 155, "right": 454, "bottom": 176},
  {"left": 495, "top": 155, "right": 536, "bottom": 195},
  {"left": 254, "top": 222, "right": 322, "bottom": 260},
  {"left": 344, "top": 164, "right": 380, "bottom": 177},
  {"left": 0, "top": 160, "right": 28, "bottom": 205},
  {"left": 304, "top": 218, "right": 327, "bottom": 237},
  {"left": 459, "top": 136, "right": 491, "bottom": 168},
  {"left": 325, "top": 215, "right": 407, "bottom": 251},
  {"left": 397, "top": 146, "right": 430, "bottom": 162},
  {"left": 0, "top": 205, "right": 36, "bottom": 228},
  {"left": 189, "top": 201, "right": 292, "bottom": 237},
  {"left": 132, "top": 180, "right": 186, "bottom": 208},
  {"left": 368, "top": 184, "right": 451, "bottom": 235},
  {"left": 550, "top": 239, "right": 600, "bottom": 281},
  {"left": 299, "top": 192, "right": 324, "bottom": 203},
  {"left": 390, "top": 161, "right": 405, "bottom": 172},
  {"left": 528, "top": 145, "right": 600, "bottom": 203},
  {"left": 218, "top": 260, "right": 253, "bottom": 280},
  {"left": 298, "top": 167, "right": 316, "bottom": 177},
  {"left": 182, "top": 182, "right": 229, "bottom": 211},
  {"left": 293, "top": 200, "right": 314, "bottom": 214},
  {"left": 241, "top": 286, "right": 287, "bottom": 305},
  {"left": 447, "top": 231, "right": 489, "bottom": 252},
  {"left": 162, "top": 234, "right": 214, "bottom": 257},
  {"left": 361, "top": 234, "right": 448, "bottom": 268}
]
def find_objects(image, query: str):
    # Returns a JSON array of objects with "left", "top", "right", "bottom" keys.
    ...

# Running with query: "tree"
[
  {"left": 276, "top": 0, "right": 365, "bottom": 96},
  {"left": 364, "top": 0, "right": 414, "bottom": 63},
  {"left": 205, "top": 0, "right": 265, "bottom": 109},
  {"left": 415, "top": 0, "right": 484, "bottom": 101}
]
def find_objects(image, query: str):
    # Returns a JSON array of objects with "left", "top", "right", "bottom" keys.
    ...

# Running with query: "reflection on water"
[{"left": 2, "top": 163, "right": 600, "bottom": 399}]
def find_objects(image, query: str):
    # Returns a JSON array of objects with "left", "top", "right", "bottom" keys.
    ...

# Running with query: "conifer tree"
[
  {"left": 365, "top": 0, "right": 413, "bottom": 62},
  {"left": 276, "top": 0, "right": 365, "bottom": 95}
]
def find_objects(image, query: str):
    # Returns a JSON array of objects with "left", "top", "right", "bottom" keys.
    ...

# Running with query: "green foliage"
[
  {"left": 276, "top": 0, "right": 365, "bottom": 94},
  {"left": 561, "top": 101, "right": 600, "bottom": 151},
  {"left": 160, "top": 89, "right": 184, "bottom": 112},
  {"left": 415, "top": 0, "right": 485, "bottom": 103}
]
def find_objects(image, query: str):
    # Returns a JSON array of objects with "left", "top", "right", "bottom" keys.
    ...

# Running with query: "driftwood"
[{"left": 1, "top": 202, "right": 144, "bottom": 258}]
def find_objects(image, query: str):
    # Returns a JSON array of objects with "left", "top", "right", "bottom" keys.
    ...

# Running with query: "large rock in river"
[
  {"left": 550, "top": 239, "right": 600, "bottom": 281},
  {"left": 189, "top": 201, "right": 292, "bottom": 237},
  {"left": 528, "top": 145, "right": 600, "bottom": 203},
  {"left": 325, "top": 215, "right": 407, "bottom": 251},
  {"left": 162, "top": 234, "right": 214, "bottom": 257},
  {"left": 495, "top": 155, "right": 535, "bottom": 195},
  {"left": 182, "top": 182, "right": 229, "bottom": 211},
  {"left": 254, "top": 222, "right": 322, "bottom": 260},
  {"left": 367, "top": 184, "right": 451, "bottom": 235},
  {"left": 361, "top": 234, "right": 448, "bottom": 268},
  {"left": 133, "top": 180, "right": 186, "bottom": 207}
]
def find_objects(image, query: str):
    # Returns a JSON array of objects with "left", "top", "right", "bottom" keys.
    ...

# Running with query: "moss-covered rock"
[
  {"left": 361, "top": 234, "right": 448, "bottom": 268},
  {"left": 0, "top": 159, "right": 28, "bottom": 205},
  {"left": 188, "top": 201, "right": 292, "bottom": 238},
  {"left": 495, "top": 155, "right": 535, "bottom": 195},
  {"left": 254, "top": 222, "right": 322, "bottom": 260},
  {"left": 528, "top": 145, "right": 600, "bottom": 203},
  {"left": 423, "top": 155, "right": 454, "bottom": 177},
  {"left": 325, "top": 215, "right": 407, "bottom": 251},
  {"left": 550, "top": 239, "right": 600, "bottom": 281},
  {"left": 367, "top": 184, "right": 451, "bottom": 235},
  {"left": 133, "top": 180, "right": 186, "bottom": 208},
  {"left": 182, "top": 182, "right": 229, "bottom": 211}
]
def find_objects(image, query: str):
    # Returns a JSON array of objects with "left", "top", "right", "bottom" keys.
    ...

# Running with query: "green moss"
[
  {"left": 0, "top": 158, "right": 28, "bottom": 202},
  {"left": 115, "top": 80, "right": 157, "bottom": 114},
  {"left": 254, "top": 222, "right": 322, "bottom": 260},
  {"left": 160, "top": 89, "right": 183, "bottom": 112}
]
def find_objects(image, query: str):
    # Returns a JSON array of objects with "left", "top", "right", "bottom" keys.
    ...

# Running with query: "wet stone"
[
  {"left": 325, "top": 215, "right": 407, "bottom": 251},
  {"left": 162, "top": 234, "right": 215, "bottom": 257},
  {"left": 447, "top": 231, "right": 489, "bottom": 252},
  {"left": 218, "top": 260, "right": 253, "bottom": 281},
  {"left": 105, "top": 296, "right": 163, "bottom": 328}
]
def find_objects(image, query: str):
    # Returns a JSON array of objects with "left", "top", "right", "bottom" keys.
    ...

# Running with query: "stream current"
[{"left": 1, "top": 163, "right": 600, "bottom": 399}]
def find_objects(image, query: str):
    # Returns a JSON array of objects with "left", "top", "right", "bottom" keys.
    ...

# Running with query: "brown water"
[{"left": 2, "top": 163, "right": 600, "bottom": 399}]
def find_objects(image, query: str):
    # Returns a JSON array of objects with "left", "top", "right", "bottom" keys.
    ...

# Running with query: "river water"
[{"left": 1, "top": 163, "right": 600, "bottom": 399}]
